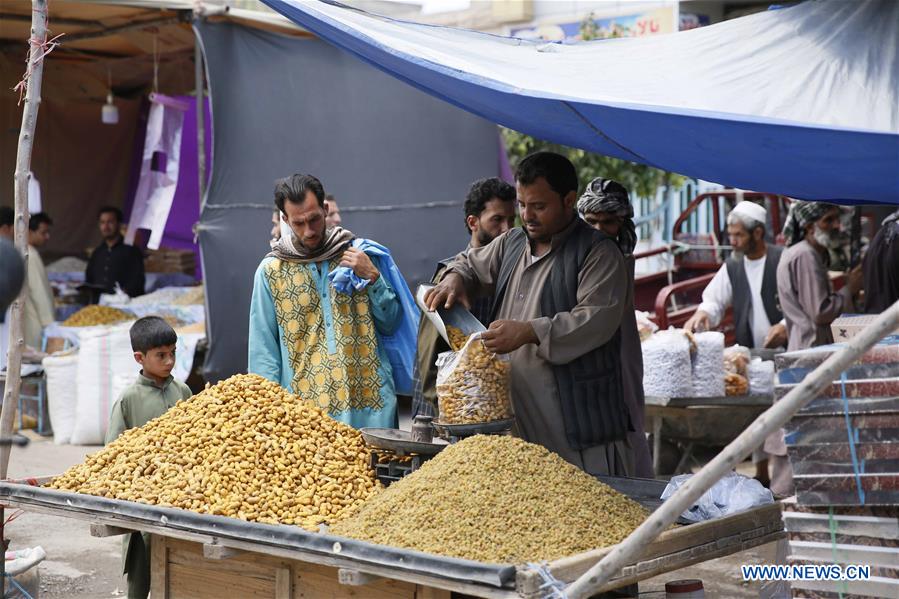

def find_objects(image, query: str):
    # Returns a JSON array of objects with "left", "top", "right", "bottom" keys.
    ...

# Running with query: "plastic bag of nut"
[
  {"left": 723, "top": 345, "right": 751, "bottom": 396},
  {"left": 435, "top": 332, "right": 513, "bottom": 425}
]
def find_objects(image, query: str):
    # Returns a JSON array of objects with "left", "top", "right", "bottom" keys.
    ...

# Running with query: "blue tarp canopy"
[{"left": 260, "top": 0, "right": 898, "bottom": 204}]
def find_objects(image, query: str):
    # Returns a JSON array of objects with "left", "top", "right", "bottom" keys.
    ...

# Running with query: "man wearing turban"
[
  {"left": 777, "top": 201, "right": 862, "bottom": 351},
  {"left": 766, "top": 200, "right": 863, "bottom": 497},
  {"left": 577, "top": 178, "right": 653, "bottom": 478}
]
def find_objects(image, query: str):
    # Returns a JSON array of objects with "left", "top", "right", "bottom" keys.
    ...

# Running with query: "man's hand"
[
  {"left": 423, "top": 273, "right": 470, "bottom": 311},
  {"left": 340, "top": 248, "right": 379, "bottom": 283},
  {"left": 481, "top": 320, "right": 537, "bottom": 354},
  {"left": 684, "top": 310, "right": 711, "bottom": 333},
  {"left": 847, "top": 264, "right": 863, "bottom": 296},
  {"left": 763, "top": 322, "right": 788, "bottom": 349}
]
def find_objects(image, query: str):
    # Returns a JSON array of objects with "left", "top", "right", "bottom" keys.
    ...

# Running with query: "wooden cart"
[
  {"left": 0, "top": 477, "right": 784, "bottom": 598},
  {"left": 646, "top": 393, "right": 774, "bottom": 474}
]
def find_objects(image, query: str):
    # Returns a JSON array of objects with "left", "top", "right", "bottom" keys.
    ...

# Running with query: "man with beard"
[
  {"left": 765, "top": 201, "right": 863, "bottom": 497},
  {"left": 577, "top": 178, "right": 653, "bottom": 478},
  {"left": 685, "top": 201, "right": 787, "bottom": 350},
  {"left": 249, "top": 174, "right": 417, "bottom": 429},
  {"left": 412, "top": 177, "right": 516, "bottom": 418},
  {"left": 425, "top": 152, "right": 634, "bottom": 476},
  {"left": 777, "top": 201, "right": 863, "bottom": 351},
  {"left": 684, "top": 201, "right": 786, "bottom": 486},
  {"left": 24, "top": 212, "right": 55, "bottom": 349}
]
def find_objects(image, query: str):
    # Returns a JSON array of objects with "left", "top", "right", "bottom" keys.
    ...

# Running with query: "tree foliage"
[{"left": 500, "top": 12, "right": 686, "bottom": 200}]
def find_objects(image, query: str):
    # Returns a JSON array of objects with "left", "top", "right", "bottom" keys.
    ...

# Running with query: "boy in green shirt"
[{"left": 106, "top": 316, "right": 192, "bottom": 599}]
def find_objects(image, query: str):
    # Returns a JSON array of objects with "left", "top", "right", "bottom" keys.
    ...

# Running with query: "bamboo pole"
[
  {"left": 566, "top": 298, "right": 899, "bottom": 599},
  {"left": 2, "top": 0, "right": 48, "bottom": 481}
]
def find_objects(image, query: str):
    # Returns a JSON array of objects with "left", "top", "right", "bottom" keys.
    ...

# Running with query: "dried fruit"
[
  {"left": 331, "top": 435, "right": 648, "bottom": 563},
  {"left": 48, "top": 374, "right": 381, "bottom": 530},
  {"left": 437, "top": 334, "right": 512, "bottom": 424},
  {"left": 62, "top": 305, "right": 132, "bottom": 327}
]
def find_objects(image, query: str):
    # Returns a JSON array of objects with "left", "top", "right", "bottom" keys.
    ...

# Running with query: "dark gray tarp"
[{"left": 196, "top": 22, "right": 498, "bottom": 383}]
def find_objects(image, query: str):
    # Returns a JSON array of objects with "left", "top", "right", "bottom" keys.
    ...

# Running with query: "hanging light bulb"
[{"left": 101, "top": 67, "right": 119, "bottom": 125}]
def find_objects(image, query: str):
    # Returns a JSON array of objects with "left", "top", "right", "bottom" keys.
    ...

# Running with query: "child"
[{"left": 106, "top": 316, "right": 192, "bottom": 599}]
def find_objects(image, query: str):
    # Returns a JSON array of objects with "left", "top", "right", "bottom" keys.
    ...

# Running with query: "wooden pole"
[
  {"left": 566, "top": 298, "right": 899, "bottom": 599},
  {"left": 2, "top": 0, "right": 48, "bottom": 480},
  {"left": 194, "top": 32, "right": 206, "bottom": 206}
]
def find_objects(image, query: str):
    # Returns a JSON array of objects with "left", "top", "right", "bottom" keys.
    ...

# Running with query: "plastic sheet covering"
[{"left": 261, "top": 0, "right": 899, "bottom": 203}]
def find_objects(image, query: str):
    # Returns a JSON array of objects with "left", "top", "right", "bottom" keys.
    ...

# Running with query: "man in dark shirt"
[
  {"left": 85, "top": 206, "right": 145, "bottom": 298},
  {"left": 864, "top": 208, "right": 899, "bottom": 314}
]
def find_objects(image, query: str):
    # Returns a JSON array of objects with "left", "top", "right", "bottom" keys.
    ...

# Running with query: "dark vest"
[
  {"left": 491, "top": 222, "right": 629, "bottom": 450},
  {"left": 725, "top": 244, "right": 784, "bottom": 348}
]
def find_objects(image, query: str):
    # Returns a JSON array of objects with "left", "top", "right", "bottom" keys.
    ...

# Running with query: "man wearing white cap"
[
  {"left": 685, "top": 200, "right": 786, "bottom": 489},
  {"left": 685, "top": 200, "right": 787, "bottom": 351}
]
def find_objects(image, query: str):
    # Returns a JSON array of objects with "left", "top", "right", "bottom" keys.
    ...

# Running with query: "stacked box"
[
  {"left": 783, "top": 502, "right": 899, "bottom": 598},
  {"left": 144, "top": 248, "right": 196, "bottom": 275},
  {"left": 777, "top": 338, "right": 899, "bottom": 506}
]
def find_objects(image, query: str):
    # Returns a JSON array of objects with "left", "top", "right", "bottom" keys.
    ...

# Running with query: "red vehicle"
[{"left": 633, "top": 191, "right": 791, "bottom": 341}]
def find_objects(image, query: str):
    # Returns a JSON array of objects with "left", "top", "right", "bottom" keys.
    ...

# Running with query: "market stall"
[
  {"left": 0, "top": 477, "right": 783, "bottom": 598},
  {"left": 776, "top": 332, "right": 899, "bottom": 598}
]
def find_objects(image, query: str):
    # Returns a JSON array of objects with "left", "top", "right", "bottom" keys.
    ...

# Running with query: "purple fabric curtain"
[
  {"left": 122, "top": 95, "right": 211, "bottom": 279},
  {"left": 159, "top": 96, "right": 211, "bottom": 279}
]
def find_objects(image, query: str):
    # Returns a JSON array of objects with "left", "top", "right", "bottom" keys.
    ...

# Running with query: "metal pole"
[
  {"left": 195, "top": 32, "right": 206, "bottom": 208},
  {"left": 566, "top": 298, "right": 899, "bottom": 598}
]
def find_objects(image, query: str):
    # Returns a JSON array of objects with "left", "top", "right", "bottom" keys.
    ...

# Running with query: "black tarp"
[{"left": 196, "top": 22, "right": 498, "bottom": 382}]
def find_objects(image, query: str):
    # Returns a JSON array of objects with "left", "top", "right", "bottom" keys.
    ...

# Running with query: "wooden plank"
[
  {"left": 203, "top": 542, "right": 244, "bottom": 560},
  {"left": 151, "top": 534, "right": 168, "bottom": 598},
  {"left": 276, "top": 567, "right": 292, "bottom": 599},
  {"left": 415, "top": 587, "right": 452, "bottom": 599},
  {"left": 338, "top": 568, "right": 381, "bottom": 586},
  {"left": 516, "top": 503, "right": 784, "bottom": 596},
  {"left": 295, "top": 559, "right": 417, "bottom": 599},
  {"left": 2, "top": 498, "right": 516, "bottom": 598},
  {"left": 169, "top": 561, "right": 274, "bottom": 599},
  {"left": 645, "top": 394, "right": 773, "bottom": 408},
  {"left": 90, "top": 523, "right": 132, "bottom": 537}
]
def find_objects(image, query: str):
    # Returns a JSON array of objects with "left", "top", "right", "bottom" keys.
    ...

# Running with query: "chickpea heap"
[
  {"left": 332, "top": 435, "right": 648, "bottom": 564},
  {"left": 48, "top": 374, "right": 381, "bottom": 531},
  {"left": 62, "top": 305, "right": 132, "bottom": 327},
  {"left": 437, "top": 327, "right": 512, "bottom": 424}
]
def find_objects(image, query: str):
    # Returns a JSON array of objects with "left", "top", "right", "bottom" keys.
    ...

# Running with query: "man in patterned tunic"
[{"left": 249, "top": 174, "right": 416, "bottom": 429}]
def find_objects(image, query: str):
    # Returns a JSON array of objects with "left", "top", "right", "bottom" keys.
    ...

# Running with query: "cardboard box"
[{"left": 831, "top": 314, "right": 899, "bottom": 342}]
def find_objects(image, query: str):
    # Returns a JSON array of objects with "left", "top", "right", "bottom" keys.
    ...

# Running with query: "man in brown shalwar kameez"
[
  {"left": 765, "top": 200, "right": 863, "bottom": 497},
  {"left": 425, "top": 152, "right": 634, "bottom": 476}
]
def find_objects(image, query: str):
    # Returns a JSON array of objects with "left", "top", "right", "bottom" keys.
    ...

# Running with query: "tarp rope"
[
  {"left": 525, "top": 562, "right": 569, "bottom": 599},
  {"left": 839, "top": 372, "right": 865, "bottom": 505}
]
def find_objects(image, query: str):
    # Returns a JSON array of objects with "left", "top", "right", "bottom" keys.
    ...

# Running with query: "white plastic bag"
[
  {"left": 42, "top": 351, "right": 79, "bottom": 445},
  {"left": 748, "top": 358, "right": 775, "bottom": 395},
  {"left": 642, "top": 329, "right": 693, "bottom": 397},
  {"left": 691, "top": 331, "right": 725, "bottom": 397},
  {"left": 71, "top": 323, "right": 140, "bottom": 445},
  {"left": 436, "top": 333, "right": 512, "bottom": 424},
  {"left": 635, "top": 310, "right": 658, "bottom": 341},
  {"left": 661, "top": 472, "right": 773, "bottom": 523}
]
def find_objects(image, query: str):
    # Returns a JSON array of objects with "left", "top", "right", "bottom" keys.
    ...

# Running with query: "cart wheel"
[{"left": 650, "top": 437, "right": 682, "bottom": 476}]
